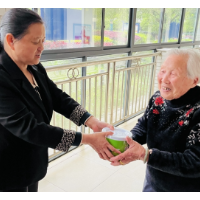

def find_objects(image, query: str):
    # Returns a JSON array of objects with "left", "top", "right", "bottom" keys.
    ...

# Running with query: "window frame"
[
  {"left": 103, "top": 8, "right": 131, "bottom": 48},
  {"left": 35, "top": 8, "right": 200, "bottom": 62},
  {"left": 194, "top": 8, "right": 200, "bottom": 42},
  {"left": 181, "top": 8, "right": 199, "bottom": 43},
  {"left": 133, "top": 8, "right": 164, "bottom": 46}
]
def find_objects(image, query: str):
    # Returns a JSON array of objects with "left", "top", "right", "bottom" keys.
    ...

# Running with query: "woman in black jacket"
[{"left": 0, "top": 8, "right": 119, "bottom": 192}]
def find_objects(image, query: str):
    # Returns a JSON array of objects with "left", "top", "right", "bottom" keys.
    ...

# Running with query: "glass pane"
[
  {"left": 182, "top": 8, "right": 198, "bottom": 42},
  {"left": 135, "top": 8, "right": 162, "bottom": 44},
  {"left": 87, "top": 53, "right": 128, "bottom": 74},
  {"left": 38, "top": 8, "right": 102, "bottom": 50},
  {"left": 132, "top": 50, "right": 154, "bottom": 64},
  {"left": 161, "top": 8, "right": 182, "bottom": 43},
  {"left": 196, "top": 14, "right": 200, "bottom": 41},
  {"left": 104, "top": 8, "right": 130, "bottom": 46},
  {"left": 180, "top": 46, "right": 194, "bottom": 49}
]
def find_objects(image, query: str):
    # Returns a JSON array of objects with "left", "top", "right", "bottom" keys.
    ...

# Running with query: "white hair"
[{"left": 164, "top": 49, "right": 200, "bottom": 83}]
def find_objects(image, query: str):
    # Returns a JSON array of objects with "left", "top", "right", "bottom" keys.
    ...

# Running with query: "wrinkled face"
[
  {"left": 12, "top": 23, "right": 45, "bottom": 66},
  {"left": 157, "top": 55, "right": 197, "bottom": 100}
]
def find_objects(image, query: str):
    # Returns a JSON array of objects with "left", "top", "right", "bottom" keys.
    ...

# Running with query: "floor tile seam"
[
  {"left": 41, "top": 180, "right": 66, "bottom": 192},
  {"left": 119, "top": 166, "right": 146, "bottom": 177},
  {"left": 44, "top": 157, "right": 117, "bottom": 187},
  {"left": 120, "top": 163, "right": 144, "bottom": 171},
  {"left": 48, "top": 145, "right": 90, "bottom": 170},
  {"left": 78, "top": 156, "right": 122, "bottom": 173},
  {"left": 39, "top": 180, "right": 65, "bottom": 192},
  {"left": 117, "top": 170, "right": 143, "bottom": 180},
  {"left": 80, "top": 156, "right": 124, "bottom": 173},
  {"left": 39, "top": 179, "right": 53, "bottom": 190},
  {"left": 89, "top": 166, "right": 126, "bottom": 192},
  {"left": 47, "top": 153, "right": 80, "bottom": 171}
]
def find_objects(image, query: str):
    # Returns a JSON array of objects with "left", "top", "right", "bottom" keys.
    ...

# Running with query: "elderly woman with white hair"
[{"left": 110, "top": 49, "right": 200, "bottom": 192}]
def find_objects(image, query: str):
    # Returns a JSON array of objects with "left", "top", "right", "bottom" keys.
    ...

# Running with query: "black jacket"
[
  {"left": 0, "top": 51, "right": 90, "bottom": 190},
  {"left": 131, "top": 87, "right": 200, "bottom": 191}
]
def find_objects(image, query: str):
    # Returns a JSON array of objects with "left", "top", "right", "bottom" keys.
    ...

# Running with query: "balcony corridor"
[{"left": 39, "top": 114, "right": 147, "bottom": 192}]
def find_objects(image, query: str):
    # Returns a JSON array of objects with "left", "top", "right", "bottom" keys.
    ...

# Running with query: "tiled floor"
[{"left": 39, "top": 114, "right": 147, "bottom": 192}]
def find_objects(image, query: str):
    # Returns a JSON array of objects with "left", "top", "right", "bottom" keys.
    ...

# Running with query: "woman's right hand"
[
  {"left": 81, "top": 132, "right": 121, "bottom": 161},
  {"left": 110, "top": 136, "right": 146, "bottom": 166}
]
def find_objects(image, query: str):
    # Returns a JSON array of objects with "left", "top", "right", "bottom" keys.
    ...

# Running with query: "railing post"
[
  {"left": 105, "top": 63, "right": 110, "bottom": 123},
  {"left": 81, "top": 56, "right": 87, "bottom": 133},
  {"left": 124, "top": 52, "right": 132, "bottom": 121},
  {"left": 110, "top": 62, "right": 116, "bottom": 125},
  {"left": 149, "top": 54, "right": 158, "bottom": 97}
]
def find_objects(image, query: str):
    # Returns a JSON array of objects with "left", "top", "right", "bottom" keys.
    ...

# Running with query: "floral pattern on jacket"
[
  {"left": 146, "top": 92, "right": 167, "bottom": 118},
  {"left": 145, "top": 91, "right": 200, "bottom": 147}
]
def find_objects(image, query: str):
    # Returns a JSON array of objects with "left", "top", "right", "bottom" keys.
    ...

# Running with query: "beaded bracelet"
[{"left": 143, "top": 148, "right": 149, "bottom": 163}]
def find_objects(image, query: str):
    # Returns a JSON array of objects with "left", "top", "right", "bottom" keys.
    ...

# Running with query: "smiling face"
[
  {"left": 157, "top": 54, "right": 197, "bottom": 100},
  {"left": 12, "top": 23, "right": 45, "bottom": 66}
]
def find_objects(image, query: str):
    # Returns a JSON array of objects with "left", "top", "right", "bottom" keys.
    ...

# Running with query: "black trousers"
[{"left": 0, "top": 182, "right": 38, "bottom": 192}]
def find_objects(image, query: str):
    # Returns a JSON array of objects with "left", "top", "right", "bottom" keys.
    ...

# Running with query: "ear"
[
  {"left": 5, "top": 33, "right": 16, "bottom": 50},
  {"left": 191, "top": 77, "right": 198, "bottom": 88}
]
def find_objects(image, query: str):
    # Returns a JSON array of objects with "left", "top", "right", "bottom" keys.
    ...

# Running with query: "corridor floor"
[{"left": 39, "top": 114, "right": 146, "bottom": 192}]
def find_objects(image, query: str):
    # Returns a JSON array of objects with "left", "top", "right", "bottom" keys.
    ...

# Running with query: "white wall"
[
  {"left": 0, "top": 8, "right": 12, "bottom": 23},
  {"left": 0, "top": 8, "right": 7, "bottom": 15}
]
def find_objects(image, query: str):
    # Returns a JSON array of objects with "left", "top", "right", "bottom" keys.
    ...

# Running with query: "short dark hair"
[{"left": 0, "top": 8, "right": 43, "bottom": 53}]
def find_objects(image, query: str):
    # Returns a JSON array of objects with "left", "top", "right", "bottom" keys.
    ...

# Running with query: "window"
[
  {"left": 161, "top": 8, "right": 182, "bottom": 43},
  {"left": 87, "top": 53, "right": 128, "bottom": 75},
  {"left": 180, "top": 46, "right": 194, "bottom": 49},
  {"left": 104, "top": 8, "right": 130, "bottom": 46},
  {"left": 132, "top": 50, "right": 154, "bottom": 64},
  {"left": 38, "top": 8, "right": 102, "bottom": 50},
  {"left": 182, "top": 8, "right": 198, "bottom": 42},
  {"left": 135, "top": 8, "right": 162, "bottom": 44},
  {"left": 195, "top": 14, "right": 200, "bottom": 41}
]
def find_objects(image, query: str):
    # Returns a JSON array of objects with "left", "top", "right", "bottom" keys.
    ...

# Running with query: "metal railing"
[{"left": 46, "top": 52, "right": 162, "bottom": 160}]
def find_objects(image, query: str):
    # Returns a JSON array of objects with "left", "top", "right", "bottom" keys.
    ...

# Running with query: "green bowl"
[
  {"left": 106, "top": 138, "right": 129, "bottom": 156},
  {"left": 103, "top": 127, "right": 132, "bottom": 156}
]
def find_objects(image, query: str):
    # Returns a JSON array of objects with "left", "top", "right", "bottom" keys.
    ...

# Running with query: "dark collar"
[{"left": 165, "top": 86, "right": 200, "bottom": 108}]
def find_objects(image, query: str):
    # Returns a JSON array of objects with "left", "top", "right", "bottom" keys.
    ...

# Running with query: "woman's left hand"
[
  {"left": 85, "top": 116, "right": 114, "bottom": 132},
  {"left": 110, "top": 136, "right": 146, "bottom": 166}
]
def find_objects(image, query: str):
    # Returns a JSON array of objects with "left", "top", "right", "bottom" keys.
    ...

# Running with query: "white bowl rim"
[{"left": 102, "top": 127, "right": 132, "bottom": 141}]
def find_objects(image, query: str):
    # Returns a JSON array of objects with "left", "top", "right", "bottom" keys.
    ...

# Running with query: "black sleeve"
[
  {"left": 148, "top": 144, "right": 200, "bottom": 178},
  {"left": 0, "top": 87, "right": 64, "bottom": 149},
  {"left": 130, "top": 95, "right": 154, "bottom": 145},
  {"left": 0, "top": 72, "right": 82, "bottom": 152}
]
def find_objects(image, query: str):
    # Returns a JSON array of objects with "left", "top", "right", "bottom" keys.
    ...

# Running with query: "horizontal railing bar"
[
  {"left": 116, "top": 63, "right": 154, "bottom": 73},
  {"left": 45, "top": 52, "right": 161, "bottom": 72},
  {"left": 53, "top": 72, "right": 108, "bottom": 85},
  {"left": 48, "top": 146, "right": 78, "bottom": 163},
  {"left": 131, "top": 63, "right": 154, "bottom": 67},
  {"left": 54, "top": 63, "right": 155, "bottom": 85}
]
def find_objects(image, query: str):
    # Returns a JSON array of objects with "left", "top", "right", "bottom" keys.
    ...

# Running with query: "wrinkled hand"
[
  {"left": 81, "top": 131, "right": 121, "bottom": 160},
  {"left": 110, "top": 136, "right": 145, "bottom": 166},
  {"left": 85, "top": 116, "right": 114, "bottom": 132}
]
